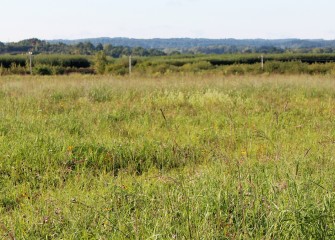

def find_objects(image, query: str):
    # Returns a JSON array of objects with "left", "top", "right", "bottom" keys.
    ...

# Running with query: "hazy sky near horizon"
[{"left": 1, "top": 0, "right": 335, "bottom": 42}]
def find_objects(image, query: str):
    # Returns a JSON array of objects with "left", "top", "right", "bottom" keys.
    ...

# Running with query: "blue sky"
[{"left": 1, "top": 0, "right": 334, "bottom": 41}]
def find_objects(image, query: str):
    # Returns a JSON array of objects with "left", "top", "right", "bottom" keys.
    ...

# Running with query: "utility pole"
[
  {"left": 129, "top": 55, "right": 132, "bottom": 75},
  {"left": 28, "top": 51, "right": 33, "bottom": 75},
  {"left": 261, "top": 54, "right": 264, "bottom": 70}
]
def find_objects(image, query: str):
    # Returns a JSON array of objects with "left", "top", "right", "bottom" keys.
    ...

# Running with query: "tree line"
[
  {"left": 2, "top": 38, "right": 335, "bottom": 57},
  {"left": 0, "top": 38, "right": 166, "bottom": 57}
]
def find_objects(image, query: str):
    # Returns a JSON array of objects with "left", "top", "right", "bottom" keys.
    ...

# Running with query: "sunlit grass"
[{"left": 0, "top": 74, "right": 334, "bottom": 239}]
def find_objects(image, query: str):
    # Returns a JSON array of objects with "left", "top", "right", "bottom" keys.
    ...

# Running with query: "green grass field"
[{"left": 0, "top": 74, "right": 334, "bottom": 239}]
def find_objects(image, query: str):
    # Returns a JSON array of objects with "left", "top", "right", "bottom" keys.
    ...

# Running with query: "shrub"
[
  {"left": 33, "top": 65, "right": 53, "bottom": 75},
  {"left": 94, "top": 51, "right": 108, "bottom": 74},
  {"left": 34, "top": 55, "right": 91, "bottom": 68},
  {"left": 264, "top": 61, "right": 285, "bottom": 74},
  {"left": 52, "top": 66, "right": 65, "bottom": 75},
  {"left": 307, "top": 63, "right": 332, "bottom": 75},
  {"left": 106, "top": 60, "right": 129, "bottom": 76},
  {"left": 0, "top": 55, "right": 26, "bottom": 68},
  {"left": 9, "top": 63, "right": 27, "bottom": 75},
  {"left": 181, "top": 61, "right": 213, "bottom": 72}
]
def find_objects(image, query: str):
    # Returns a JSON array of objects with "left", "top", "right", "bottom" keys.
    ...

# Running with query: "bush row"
[
  {"left": 0, "top": 54, "right": 91, "bottom": 68},
  {"left": 0, "top": 64, "right": 94, "bottom": 76},
  {"left": 3, "top": 53, "right": 335, "bottom": 76},
  {"left": 103, "top": 60, "right": 335, "bottom": 76}
]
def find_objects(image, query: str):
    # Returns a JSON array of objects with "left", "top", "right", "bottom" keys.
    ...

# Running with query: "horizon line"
[{"left": 2, "top": 37, "right": 335, "bottom": 43}]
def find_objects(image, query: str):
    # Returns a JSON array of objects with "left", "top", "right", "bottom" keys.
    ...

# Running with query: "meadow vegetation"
[
  {"left": 3, "top": 53, "right": 335, "bottom": 76},
  {"left": 0, "top": 74, "right": 334, "bottom": 239}
]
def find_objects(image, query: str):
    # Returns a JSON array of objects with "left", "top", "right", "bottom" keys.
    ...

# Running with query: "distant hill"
[
  {"left": 48, "top": 37, "right": 335, "bottom": 50},
  {"left": 2, "top": 37, "right": 335, "bottom": 55},
  {"left": 0, "top": 38, "right": 166, "bottom": 56}
]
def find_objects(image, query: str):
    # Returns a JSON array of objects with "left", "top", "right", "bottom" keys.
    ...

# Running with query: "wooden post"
[
  {"left": 129, "top": 55, "right": 132, "bottom": 75},
  {"left": 29, "top": 52, "right": 33, "bottom": 75},
  {"left": 261, "top": 54, "right": 264, "bottom": 70}
]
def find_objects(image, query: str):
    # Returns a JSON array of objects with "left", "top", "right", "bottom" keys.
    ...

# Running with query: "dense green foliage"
[
  {"left": 48, "top": 37, "right": 335, "bottom": 53},
  {"left": 3, "top": 38, "right": 335, "bottom": 57},
  {"left": 3, "top": 52, "right": 335, "bottom": 76},
  {"left": 94, "top": 51, "right": 108, "bottom": 74},
  {"left": 0, "top": 54, "right": 93, "bottom": 75},
  {"left": 2, "top": 37, "right": 335, "bottom": 77},
  {"left": 0, "top": 75, "right": 334, "bottom": 239},
  {"left": 106, "top": 53, "right": 335, "bottom": 76},
  {"left": 0, "top": 38, "right": 166, "bottom": 57},
  {"left": 0, "top": 54, "right": 90, "bottom": 68}
]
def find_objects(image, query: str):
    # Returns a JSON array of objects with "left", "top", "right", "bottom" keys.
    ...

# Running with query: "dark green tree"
[{"left": 96, "top": 43, "right": 103, "bottom": 51}]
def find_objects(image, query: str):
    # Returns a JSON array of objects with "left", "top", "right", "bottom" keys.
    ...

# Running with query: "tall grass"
[{"left": 0, "top": 74, "right": 334, "bottom": 239}]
